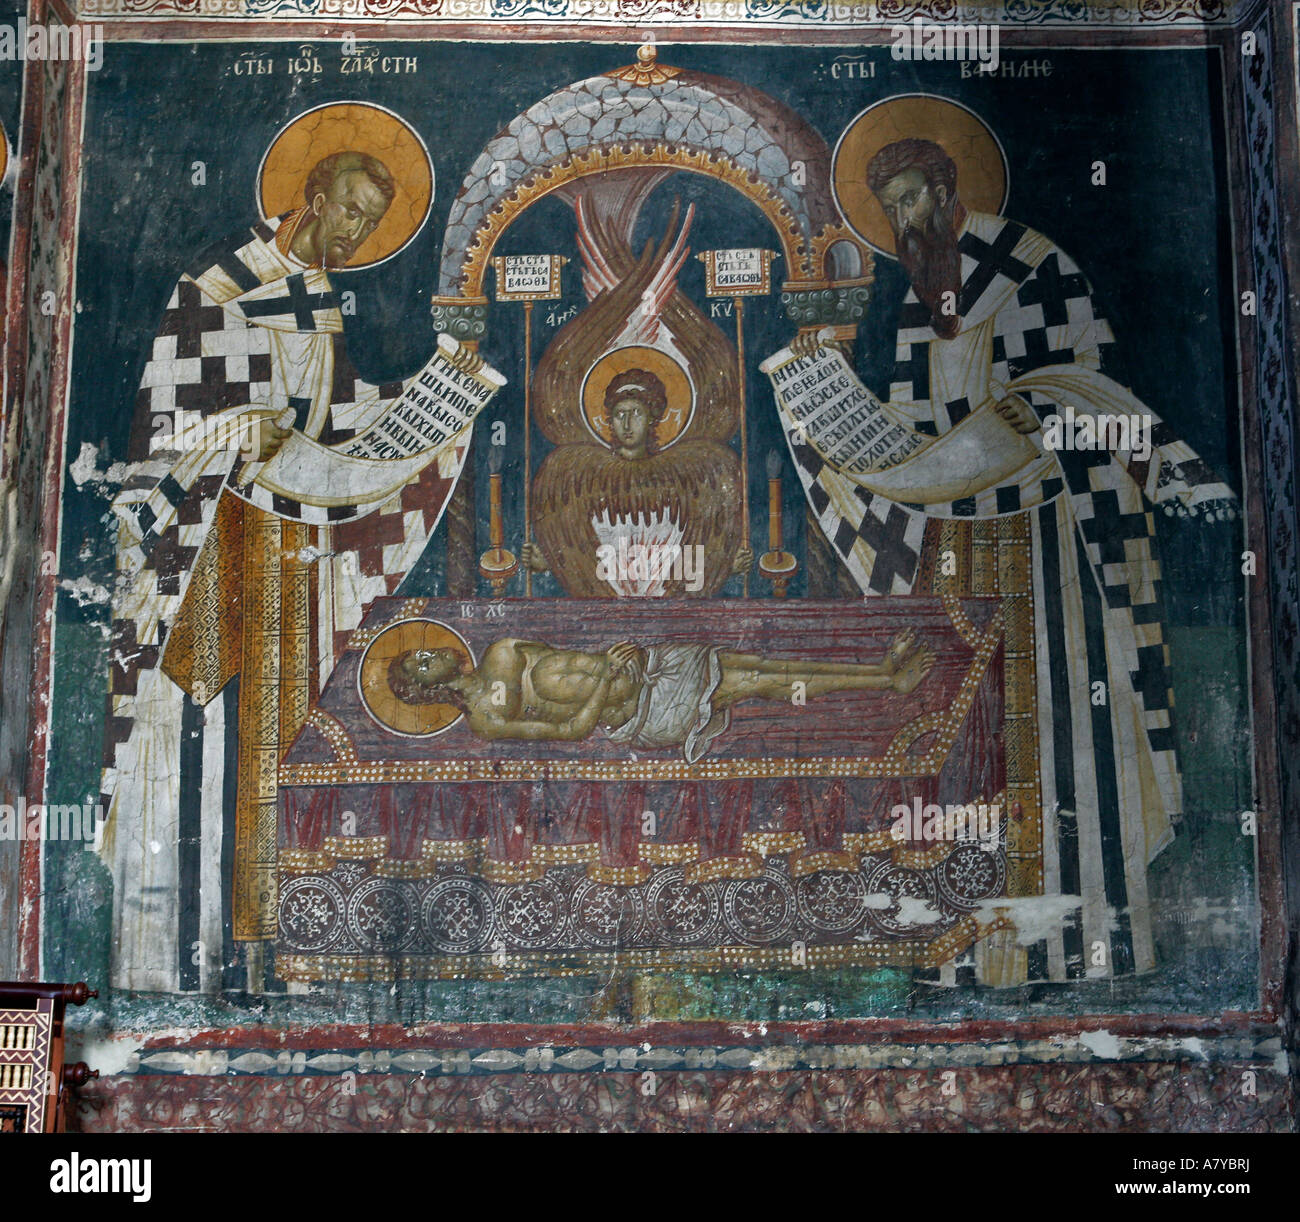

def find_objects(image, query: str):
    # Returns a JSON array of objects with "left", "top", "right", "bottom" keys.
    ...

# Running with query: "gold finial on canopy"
[{"left": 607, "top": 43, "right": 681, "bottom": 87}]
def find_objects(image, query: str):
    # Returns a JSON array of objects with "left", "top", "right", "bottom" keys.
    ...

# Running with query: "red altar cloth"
[{"left": 279, "top": 597, "right": 1005, "bottom": 880}]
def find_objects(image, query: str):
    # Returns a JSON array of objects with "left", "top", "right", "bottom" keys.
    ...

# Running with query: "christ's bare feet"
[
  {"left": 890, "top": 645, "right": 934, "bottom": 693},
  {"left": 884, "top": 628, "right": 919, "bottom": 674}
]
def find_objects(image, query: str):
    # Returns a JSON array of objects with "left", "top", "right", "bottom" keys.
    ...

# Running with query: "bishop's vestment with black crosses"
[
  {"left": 785, "top": 210, "right": 1233, "bottom": 984},
  {"left": 98, "top": 215, "right": 470, "bottom": 992}
]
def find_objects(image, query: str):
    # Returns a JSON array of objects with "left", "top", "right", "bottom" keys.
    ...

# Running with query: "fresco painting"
[
  {"left": 0, "top": 7, "right": 1290, "bottom": 1134},
  {"left": 41, "top": 37, "right": 1251, "bottom": 1020}
]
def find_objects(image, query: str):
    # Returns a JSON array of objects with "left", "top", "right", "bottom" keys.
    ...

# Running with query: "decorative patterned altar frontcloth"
[{"left": 277, "top": 597, "right": 1014, "bottom": 979}]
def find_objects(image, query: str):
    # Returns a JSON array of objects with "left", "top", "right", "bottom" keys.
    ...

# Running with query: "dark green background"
[
  {"left": 0, "top": 0, "right": 26, "bottom": 299},
  {"left": 46, "top": 40, "right": 1255, "bottom": 1027}
]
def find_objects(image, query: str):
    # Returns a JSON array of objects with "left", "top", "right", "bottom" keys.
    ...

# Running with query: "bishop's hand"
[
  {"left": 246, "top": 417, "right": 293, "bottom": 463},
  {"left": 447, "top": 345, "right": 484, "bottom": 377},
  {"left": 790, "top": 329, "right": 824, "bottom": 360},
  {"left": 993, "top": 394, "right": 1040, "bottom": 435}
]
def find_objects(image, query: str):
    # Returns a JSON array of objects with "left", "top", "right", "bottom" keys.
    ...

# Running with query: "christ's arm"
[{"left": 473, "top": 669, "right": 615, "bottom": 742}]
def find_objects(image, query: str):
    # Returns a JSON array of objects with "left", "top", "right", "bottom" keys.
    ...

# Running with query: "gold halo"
[
  {"left": 257, "top": 101, "right": 433, "bottom": 269},
  {"left": 357, "top": 619, "right": 474, "bottom": 738},
  {"left": 580, "top": 346, "right": 694, "bottom": 452},
  {"left": 832, "top": 94, "right": 1008, "bottom": 259}
]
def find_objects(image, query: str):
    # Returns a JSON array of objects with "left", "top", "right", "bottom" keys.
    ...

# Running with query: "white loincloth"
[{"left": 605, "top": 643, "right": 730, "bottom": 764}]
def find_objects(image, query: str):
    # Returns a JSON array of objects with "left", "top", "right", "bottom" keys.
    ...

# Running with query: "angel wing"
[
  {"left": 575, "top": 194, "right": 695, "bottom": 348},
  {"left": 533, "top": 199, "right": 740, "bottom": 447},
  {"left": 532, "top": 441, "right": 743, "bottom": 598}
]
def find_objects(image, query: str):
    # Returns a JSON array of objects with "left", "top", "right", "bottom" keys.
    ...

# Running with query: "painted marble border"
[
  {"left": 1242, "top": 7, "right": 1299, "bottom": 954},
  {"left": 13, "top": 16, "right": 1288, "bottom": 1118},
  {"left": 68, "top": 1061, "right": 1293, "bottom": 1131},
  {"left": 7, "top": 2, "right": 86, "bottom": 981},
  {"left": 98, "top": 1031, "right": 1288, "bottom": 1076},
  {"left": 71, "top": 0, "right": 1248, "bottom": 28}
]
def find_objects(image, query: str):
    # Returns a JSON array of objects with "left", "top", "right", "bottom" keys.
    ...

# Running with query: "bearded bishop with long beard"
[{"left": 791, "top": 137, "right": 1234, "bottom": 985}]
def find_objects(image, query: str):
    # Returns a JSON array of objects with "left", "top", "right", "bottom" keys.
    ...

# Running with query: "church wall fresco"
[
  {"left": 0, "top": 0, "right": 84, "bottom": 986},
  {"left": 0, "top": 0, "right": 25, "bottom": 989},
  {"left": 0, "top": 2, "right": 1294, "bottom": 1131}
]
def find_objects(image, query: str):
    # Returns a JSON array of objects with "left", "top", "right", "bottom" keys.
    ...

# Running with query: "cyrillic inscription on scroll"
[
  {"left": 342, "top": 333, "right": 504, "bottom": 460},
  {"left": 762, "top": 344, "right": 930, "bottom": 474}
]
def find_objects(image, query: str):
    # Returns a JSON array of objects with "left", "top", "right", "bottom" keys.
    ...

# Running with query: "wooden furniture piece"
[{"left": 0, "top": 982, "right": 98, "bottom": 1133}]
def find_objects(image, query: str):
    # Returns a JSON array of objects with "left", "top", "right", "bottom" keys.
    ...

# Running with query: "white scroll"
[
  {"left": 761, "top": 343, "right": 930, "bottom": 475},
  {"left": 761, "top": 342, "right": 1039, "bottom": 505},
  {"left": 249, "top": 334, "right": 504, "bottom": 509}
]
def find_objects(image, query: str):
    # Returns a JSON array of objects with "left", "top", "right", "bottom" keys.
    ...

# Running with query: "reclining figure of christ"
[{"left": 387, "top": 631, "right": 935, "bottom": 764}]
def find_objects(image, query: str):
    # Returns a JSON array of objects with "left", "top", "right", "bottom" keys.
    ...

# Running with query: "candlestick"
[
  {"left": 759, "top": 450, "right": 798, "bottom": 597},
  {"left": 489, "top": 472, "right": 503, "bottom": 547},
  {"left": 480, "top": 445, "right": 518, "bottom": 594},
  {"left": 522, "top": 299, "right": 534, "bottom": 598},
  {"left": 767, "top": 468, "right": 782, "bottom": 552}
]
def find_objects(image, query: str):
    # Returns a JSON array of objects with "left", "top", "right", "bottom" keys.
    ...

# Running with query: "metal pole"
[
  {"left": 736, "top": 295, "right": 749, "bottom": 597},
  {"left": 523, "top": 299, "right": 533, "bottom": 598}
]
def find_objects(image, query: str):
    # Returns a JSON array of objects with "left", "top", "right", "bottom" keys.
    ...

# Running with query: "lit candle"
[
  {"left": 479, "top": 441, "right": 518, "bottom": 594},
  {"left": 766, "top": 450, "right": 783, "bottom": 552},
  {"left": 759, "top": 451, "right": 796, "bottom": 597},
  {"left": 488, "top": 444, "right": 504, "bottom": 549}
]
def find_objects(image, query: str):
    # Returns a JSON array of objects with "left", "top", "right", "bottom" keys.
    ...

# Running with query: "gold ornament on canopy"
[
  {"left": 358, "top": 619, "right": 473, "bottom": 738},
  {"left": 832, "top": 94, "right": 1009, "bottom": 259},
  {"left": 257, "top": 101, "right": 433, "bottom": 269}
]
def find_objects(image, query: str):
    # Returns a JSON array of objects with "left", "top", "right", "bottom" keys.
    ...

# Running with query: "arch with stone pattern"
[{"left": 430, "top": 51, "right": 873, "bottom": 341}]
